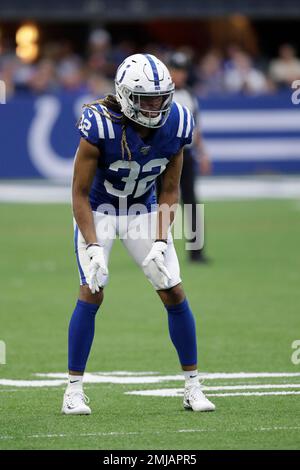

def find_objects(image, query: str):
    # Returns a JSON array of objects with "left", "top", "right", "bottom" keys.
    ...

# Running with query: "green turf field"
[{"left": 0, "top": 199, "right": 300, "bottom": 450}]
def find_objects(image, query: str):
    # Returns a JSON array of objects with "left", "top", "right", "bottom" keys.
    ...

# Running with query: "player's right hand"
[{"left": 86, "top": 244, "right": 108, "bottom": 294}]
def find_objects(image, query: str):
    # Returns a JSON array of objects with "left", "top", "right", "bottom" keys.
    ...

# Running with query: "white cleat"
[
  {"left": 61, "top": 389, "right": 91, "bottom": 415},
  {"left": 183, "top": 382, "right": 216, "bottom": 412}
]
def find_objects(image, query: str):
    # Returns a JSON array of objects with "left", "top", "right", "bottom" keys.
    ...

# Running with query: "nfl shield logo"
[{"left": 140, "top": 145, "right": 151, "bottom": 156}]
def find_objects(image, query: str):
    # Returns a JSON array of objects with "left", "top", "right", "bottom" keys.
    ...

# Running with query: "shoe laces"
[
  {"left": 186, "top": 382, "right": 206, "bottom": 402},
  {"left": 66, "top": 390, "right": 90, "bottom": 408}
]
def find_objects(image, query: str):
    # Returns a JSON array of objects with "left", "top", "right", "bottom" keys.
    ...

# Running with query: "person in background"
[
  {"left": 269, "top": 43, "right": 300, "bottom": 89},
  {"left": 166, "top": 51, "right": 212, "bottom": 263},
  {"left": 28, "top": 59, "right": 57, "bottom": 94},
  {"left": 224, "top": 48, "right": 269, "bottom": 95},
  {"left": 195, "top": 49, "right": 225, "bottom": 97}
]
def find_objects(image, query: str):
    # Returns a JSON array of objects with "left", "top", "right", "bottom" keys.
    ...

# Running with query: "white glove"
[
  {"left": 142, "top": 241, "right": 171, "bottom": 289},
  {"left": 86, "top": 244, "right": 108, "bottom": 294}
]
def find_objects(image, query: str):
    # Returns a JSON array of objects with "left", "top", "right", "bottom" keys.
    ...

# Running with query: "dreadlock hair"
[{"left": 80, "top": 94, "right": 132, "bottom": 161}]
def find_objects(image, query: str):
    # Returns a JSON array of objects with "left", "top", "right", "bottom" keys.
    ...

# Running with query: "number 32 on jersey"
[{"left": 104, "top": 158, "right": 168, "bottom": 198}]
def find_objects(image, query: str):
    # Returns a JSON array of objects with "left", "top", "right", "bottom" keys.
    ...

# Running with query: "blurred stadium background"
[
  {"left": 0, "top": 0, "right": 300, "bottom": 451},
  {"left": 1, "top": 0, "right": 300, "bottom": 188}
]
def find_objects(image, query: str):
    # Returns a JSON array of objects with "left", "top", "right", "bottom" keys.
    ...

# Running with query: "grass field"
[{"left": 0, "top": 199, "right": 300, "bottom": 450}]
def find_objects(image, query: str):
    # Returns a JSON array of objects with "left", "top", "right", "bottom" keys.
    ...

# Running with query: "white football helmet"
[{"left": 115, "top": 53, "right": 175, "bottom": 128}]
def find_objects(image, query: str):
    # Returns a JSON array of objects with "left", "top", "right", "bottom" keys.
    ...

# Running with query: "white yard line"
[
  {"left": 125, "top": 384, "right": 300, "bottom": 397},
  {"left": 2, "top": 371, "right": 300, "bottom": 388},
  {"left": 1, "top": 426, "right": 299, "bottom": 442},
  {"left": 34, "top": 371, "right": 300, "bottom": 379},
  {"left": 205, "top": 383, "right": 300, "bottom": 391},
  {"left": 177, "top": 426, "right": 300, "bottom": 433},
  {"left": 34, "top": 371, "right": 300, "bottom": 381},
  {"left": 0, "top": 387, "right": 64, "bottom": 392},
  {"left": 0, "top": 379, "right": 67, "bottom": 387},
  {"left": 207, "top": 391, "right": 300, "bottom": 397}
]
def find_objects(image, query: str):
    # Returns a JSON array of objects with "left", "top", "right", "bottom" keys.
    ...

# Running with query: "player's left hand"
[{"left": 142, "top": 241, "right": 171, "bottom": 289}]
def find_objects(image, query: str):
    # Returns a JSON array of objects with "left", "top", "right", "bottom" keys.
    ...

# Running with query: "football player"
[{"left": 62, "top": 54, "right": 215, "bottom": 414}]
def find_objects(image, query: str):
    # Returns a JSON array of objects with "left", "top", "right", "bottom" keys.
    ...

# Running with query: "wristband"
[{"left": 86, "top": 243, "right": 101, "bottom": 250}]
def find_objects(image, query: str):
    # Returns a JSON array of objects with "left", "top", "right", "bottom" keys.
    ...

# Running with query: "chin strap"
[{"left": 137, "top": 112, "right": 161, "bottom": 127}]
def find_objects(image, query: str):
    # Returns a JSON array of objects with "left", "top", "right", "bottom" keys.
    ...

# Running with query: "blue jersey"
[{"left": 78, "top": 100, "right": 194, "bottom": 214}]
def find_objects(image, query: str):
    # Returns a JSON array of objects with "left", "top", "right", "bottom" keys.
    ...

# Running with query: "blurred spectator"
[
  {"left": 0, "top": 54, "right": 20, "bottom": 97},
  {"left": 87, "top": 28, "right": 112, "bottom": 76},
  {"left": 27, "top": 59, "right": 57, "bottom": 94},
  {"left": 224, "top": 49, "right": 269, "bottom": 95},
  {"left": 195, "top": 49, "right": 224, "bottom": 96},
  {"left": 143, "top": 42, "right": 171, "bottom": 64},
  {"left": 88, "top": 28, "right": 111, "bottom": 52},
  {"left": 109, "top": 40, "right": 136, "bottom": 68},
  {"left": 12, "top": 61, "right": 34, "bottom": 93},
  {"left": 57, "top": 57, "right": 86, "bottom": 92},
  {"left": 269, "top": 44, "right": 300, "bottom": 89},
  {"left": 224, "top": 43, "right": 244, "bottom": 70},
  {"left": 86, "top": 71, "right": 114, "bottom": 97},
  {"left": 0, "top": 32, "right": 291, "bottom": 98}
]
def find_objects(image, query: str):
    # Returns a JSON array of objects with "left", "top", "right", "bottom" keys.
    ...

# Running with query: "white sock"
[
  {"left": 183, "top": 369, "right": 198, "bottom": 385},
  {"left": 67, "top": 374, "right": 83, "bottom": 391}
]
